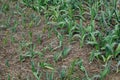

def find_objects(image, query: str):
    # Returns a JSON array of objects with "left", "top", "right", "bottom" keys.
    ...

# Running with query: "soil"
[{"left": 0, "top": 1, "right": 120, "bottom": 80}]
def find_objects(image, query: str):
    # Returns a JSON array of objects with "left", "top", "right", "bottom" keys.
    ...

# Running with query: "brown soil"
[{"left": 0, "top": 1, "right": 120, "bottom": 80}]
